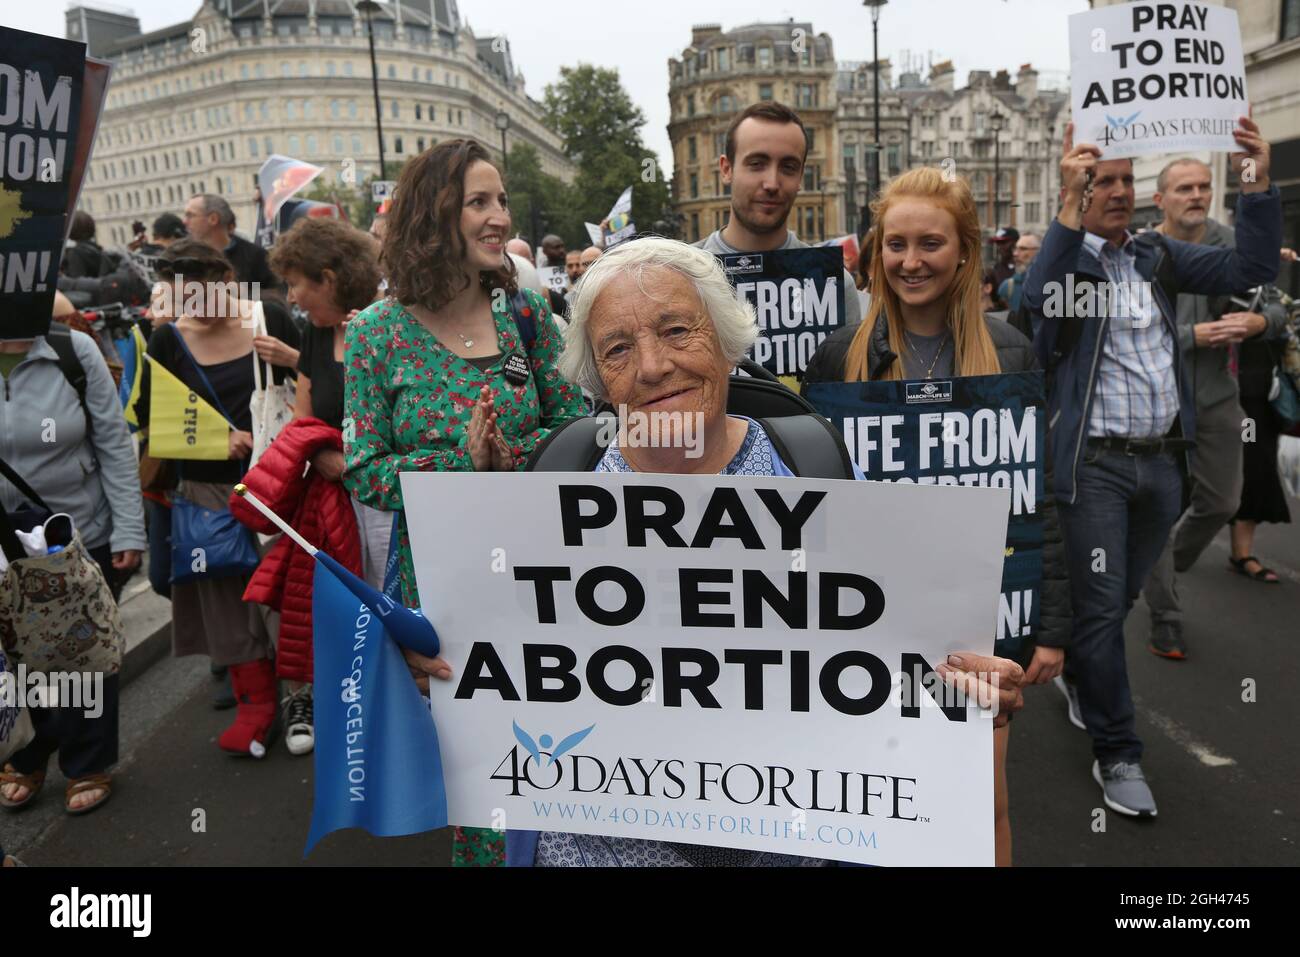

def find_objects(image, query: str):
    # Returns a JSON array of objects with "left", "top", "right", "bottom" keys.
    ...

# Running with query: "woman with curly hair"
[{"left": 342, "top": 139, "right": 586, "bottom": 865}]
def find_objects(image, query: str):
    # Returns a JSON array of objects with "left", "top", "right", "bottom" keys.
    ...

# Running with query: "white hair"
[{"left": 559, "top": 237, "right": 759, "bottom": 398}]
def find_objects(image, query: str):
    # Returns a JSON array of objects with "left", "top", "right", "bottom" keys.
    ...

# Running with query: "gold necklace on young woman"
[{"left": 902, "top": 329, "right": 951, "bottom": 379}]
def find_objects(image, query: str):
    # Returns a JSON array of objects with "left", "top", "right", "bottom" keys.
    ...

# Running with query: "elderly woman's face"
[{"left": 588, "top": 269, "right": 732, "bottom": 425}]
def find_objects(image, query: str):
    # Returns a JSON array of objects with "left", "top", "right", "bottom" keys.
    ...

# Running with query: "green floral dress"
[{"left": 342, "top": 287, "right": 586, "bottom": 866}]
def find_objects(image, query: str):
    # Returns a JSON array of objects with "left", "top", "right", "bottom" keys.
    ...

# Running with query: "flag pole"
[{"left": 233, "top": 484, "right": 318, "bottom": 556}]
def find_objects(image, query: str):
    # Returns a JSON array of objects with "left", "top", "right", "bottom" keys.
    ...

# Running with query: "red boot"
[{"left": 218, "top": 658, "right": 279, "bottom": 758}]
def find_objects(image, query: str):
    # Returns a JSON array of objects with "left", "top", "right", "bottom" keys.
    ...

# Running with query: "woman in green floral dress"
[{"left": 342, "top": 140, "right": 586, "bottom": 866}]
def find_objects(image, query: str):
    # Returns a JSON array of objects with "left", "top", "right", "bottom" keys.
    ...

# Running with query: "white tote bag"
[{"left": 248, "top": 301, "right": 296, "bottom": 467}]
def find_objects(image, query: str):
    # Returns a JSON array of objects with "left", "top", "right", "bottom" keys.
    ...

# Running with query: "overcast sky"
[{"left": 11, "top": 0, "right": 1089, "bottom": 172}]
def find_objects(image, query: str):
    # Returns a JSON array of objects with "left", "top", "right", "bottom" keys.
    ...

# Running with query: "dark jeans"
[
  {"left": 8, "top": 543, "right": 123, "bottom": 780},
  {"left": 1058, "top": 448, "right": 1183, "bottom": 764},
  {"left": 10, "top": 674, "right": 120, "bottom": 780},
  {"left": 146, "top": 497, "right": 172, "bottom": 599}
]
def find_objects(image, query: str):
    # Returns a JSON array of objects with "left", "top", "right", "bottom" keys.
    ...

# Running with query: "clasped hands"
[{"left": 466, "top": 385, "right": 515, "bottom": 472}]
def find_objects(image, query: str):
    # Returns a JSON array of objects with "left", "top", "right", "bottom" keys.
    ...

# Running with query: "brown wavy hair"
[
  {"left": 382, "top": 139, "right": 516, "bottom": 311},
  {"left": 844, "top": 167, "right": 1000, "bottom": 381},
  {"left": 268, "top": 218, "right": 381, "bottom": 312}
]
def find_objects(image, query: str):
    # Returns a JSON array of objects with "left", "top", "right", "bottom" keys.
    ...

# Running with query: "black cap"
[{"left": 993, "top": 227, "right": 1019, "bottom": 243}]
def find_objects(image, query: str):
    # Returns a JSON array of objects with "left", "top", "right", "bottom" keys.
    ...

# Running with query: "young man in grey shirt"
[{"left": 695, "top": 102, "right": 861, "bottom": 331}]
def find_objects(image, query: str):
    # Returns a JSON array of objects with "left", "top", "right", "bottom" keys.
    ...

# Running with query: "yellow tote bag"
[{"left": 145, "top": 354, "right": 231, "bottom": 460}]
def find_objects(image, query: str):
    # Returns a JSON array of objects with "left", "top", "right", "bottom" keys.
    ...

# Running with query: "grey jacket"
[
  {"left": 1168, "top": 218, "right": 1290, "bottom": 411},
  {"left": 0, "top": 330, "right": 145, "bottom": 553},
  {"left": 696, "top": 229, "right": 864, "bottom": 328}
]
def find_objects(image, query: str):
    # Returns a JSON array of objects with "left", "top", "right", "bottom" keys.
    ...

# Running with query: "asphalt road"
[{"left": 6, "top": 508, "right": 1297, "bottom": 867}]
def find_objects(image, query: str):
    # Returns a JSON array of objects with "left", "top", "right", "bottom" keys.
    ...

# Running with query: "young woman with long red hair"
[{"left": 804, "top": 166, "right": 1072, "bottom": 865}]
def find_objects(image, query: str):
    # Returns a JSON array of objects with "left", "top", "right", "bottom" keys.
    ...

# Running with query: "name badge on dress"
[{"left": 503, "top": 352, "right": 531, "bottom": 386}]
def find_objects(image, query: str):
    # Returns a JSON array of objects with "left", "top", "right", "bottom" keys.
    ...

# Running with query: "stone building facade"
[{"left": 66, "top": 0, "right": 573, "bottom": 246}]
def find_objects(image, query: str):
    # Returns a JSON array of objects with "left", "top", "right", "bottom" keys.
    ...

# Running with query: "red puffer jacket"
[{"left": 229, "top": 417, "right": 362, "bottom": 683}]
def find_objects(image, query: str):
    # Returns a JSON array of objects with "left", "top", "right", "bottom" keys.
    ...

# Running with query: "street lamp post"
[
  {"left": 991, "top": 110, "right": 1005, "bottom": 236},
  {"left": 863, "top": 0, "right": 888, "bottom": 208},
  {"left": 357, "top": 1, "right": 387, "bottom": 182},
  {"left": 495, "top": 111, "right": 511, "bottom": 178}
]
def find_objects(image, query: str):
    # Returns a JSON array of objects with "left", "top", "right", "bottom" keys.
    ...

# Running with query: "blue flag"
[
  {"left": 314, "top": 549, "right": 440, "bottom": 658},
  {"left": 305, "top": 557, "right": 448, "bottom": 854}
]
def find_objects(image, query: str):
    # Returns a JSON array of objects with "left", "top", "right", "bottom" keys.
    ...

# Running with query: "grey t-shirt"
[
  {"left": 696, "top": 229, "right": 864, "bottom": 329},
  {"left": 898, "top": 329, "right": 954, "bottom": 381}
]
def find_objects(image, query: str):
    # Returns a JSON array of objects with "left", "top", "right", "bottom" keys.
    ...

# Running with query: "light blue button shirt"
[{"left": 1082, "top": 231, "right": 1179, "bottom": 440}]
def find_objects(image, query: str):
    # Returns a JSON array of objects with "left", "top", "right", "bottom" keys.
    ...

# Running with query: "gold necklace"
[{"left": 902, "top": 329, "right": 951, "bottom": 379}]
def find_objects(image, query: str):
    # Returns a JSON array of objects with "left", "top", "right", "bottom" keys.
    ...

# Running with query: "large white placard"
[
  {"left": 402, "top": 471, "right": 1009, "bottom": 865},
  {"left": 1069, "top": 1, "right": 1247, "bottom": 158}
]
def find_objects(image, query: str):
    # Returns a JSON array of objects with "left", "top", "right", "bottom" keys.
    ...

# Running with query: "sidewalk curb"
[{"left": 119, "top": 619, "right": 173, "bottom": 689}]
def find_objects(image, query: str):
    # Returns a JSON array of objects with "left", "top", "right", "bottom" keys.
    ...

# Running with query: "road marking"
[
  {"left": 1135, "top": 696, "right": 1236, "bottom": 767},
  {"left": 1206, "top": 538, "right": 1300, "bottom": 585},
  {"left": 122, "top": 579, "right": 152, "bottom": 602}
]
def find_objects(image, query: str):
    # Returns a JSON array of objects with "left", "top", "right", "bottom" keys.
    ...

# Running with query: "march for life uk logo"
[{"left": 49, "top": 888, "right": 152, "bottom": 937}]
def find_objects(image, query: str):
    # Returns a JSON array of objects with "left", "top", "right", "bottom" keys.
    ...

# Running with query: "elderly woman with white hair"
[{"left": 405, "top": 236, "right": 1027, "bottom": 866}]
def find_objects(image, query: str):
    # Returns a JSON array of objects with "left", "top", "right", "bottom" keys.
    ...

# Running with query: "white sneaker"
[
  {"left": 1053, "top": 676, "right": 1086, "bottom": 731},
  {"left": 284, "top": 685, "right": 314, "bottom": 756}
]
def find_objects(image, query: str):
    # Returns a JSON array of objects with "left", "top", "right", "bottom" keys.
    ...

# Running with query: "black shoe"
[
  {"left": 1148, "top": 621, "right": 1186, "bottom": 660},
  {"left": 212, "top": 670, "right": 237, "bottom": 710}
]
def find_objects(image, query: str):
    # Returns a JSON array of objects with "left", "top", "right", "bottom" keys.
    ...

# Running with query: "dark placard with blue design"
[
  {"left": 716, "top": 246, "right": 846, "bottom": 380},
  {"left": 805, "top": 371, "right": 1045, "bottom": 666},
  {"left": 0, "top": 27, "right": 86, "bottom": 340}
]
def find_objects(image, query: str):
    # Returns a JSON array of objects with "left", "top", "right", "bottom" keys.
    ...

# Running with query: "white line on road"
[{"left": 1135, "top": 696, "right": 1237, "bottom": 767}]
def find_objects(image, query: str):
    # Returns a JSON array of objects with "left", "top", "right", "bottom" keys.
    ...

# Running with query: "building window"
[
  {"left": 249, "top": 138, "right": 258, "bottom": 157},
  {"left": 758, "top": 46, "right": 771, "bottom": 70},
  {"left": 240, "top": 64, "right": 248, "bottom": 80},
  {"left": 758, "top": 83, "right": 773, "bottom": 101},
  {"left": 417, "top": 137, "right": 426, "bottom": 152},
  {"left": 307, "top": 135, "right": 318, "bottom": 154},
  {"left": 349, "top": 101, "right": 358, "bottom": 119},
  {"left": 1027, "top": 141, "right": 1039, "bottom": 158},
  {"left": 289, "top": 135, "right": 300, "bottom": 154},
  {"left": 333, "top": 134, "right": 343, "bottom": 153},
  {"left": 687, "top": 94, "right": 695, "bottom": 117},
  {"left": 255, "top": 63, "right": 265, "bottom": 79},
  {"left": 395, "top": 136, "right": 404, "bottom": 153},
  {"left": 1026, "top": 168, "right": 1041, "bottom": 192},
  {"left": 717, "top": 47, "right": 730, "bottom": 72},
  {"left": 690, "top": 173, "right": 698, "bottom": 198},
  {"left": 796, "top": 84, "right": 817, "bottom": 109},
  {"left": 949, "top": 115, "right": 962, "bottom": 130},
  {"left": 691, "top": 212, "right": 699, "bottom": 240},
  {"left": 281, "top": 63, "right": 291, "bottom": 78},
  {"left": 688, "top": 136, "right": 696, "bottom": 162},
  {"left": 803, "top": 165, "right": 819, "bottom": 191},
  {"left": 327, "top": 62, "right": 336, "bottom": 77},
  {"left": 426, "top": 69, "right": 432, "bottom": 83},
  {"left": 343, "top": 62, "right": 353, "bottom": 77},
  {"left": 427, "top": 104, "right": 434, "bottom": 121},
  {"left": 387, "top": 64, "right": 396, "bottom": 79},
  {"left": 303, "top": 100, "right": 314, "bottom": 120},
  {"left": 391, "top": 100, "right": 399, "bottom": 118},
  {"left": 286, "top": 102, "right": 296, "bottom": 120},
  {"left": 330, "top": 100, "right": 340, "bottom": 119},
  {"left": 1283, "top": 0, "right": 1300, "bottom": 39},
  {"left": 806, "top": 127, "right": 815, "bottom": 152},
  {"left": 415, "top": 104, "right": 422, "bottom": 120},
  {"left": 412, "top": 67, "right": 419, "bottom": 81},
  {"left": 299, "top": 62, "right": 309, "bottom": 77},
  {"left": 352, "top": 135, "right": 362, "bottom": 154},
  {"left": 260, "top": 102, "right": 270, "bottom": 120},
  {"left": 1026, "top": 201, "right": 1041, "bottom": 223}
]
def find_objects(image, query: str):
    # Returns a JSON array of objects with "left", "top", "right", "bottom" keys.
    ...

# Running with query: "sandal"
[
  {"left": 0, "top": 764, "right": 46, "bottom": 811},
  {"left": 65, "top": 774, "right": 113, "bottom": 816},
  {"left": 1229, "top": 555, "right": 1281, "bottom": 584}
]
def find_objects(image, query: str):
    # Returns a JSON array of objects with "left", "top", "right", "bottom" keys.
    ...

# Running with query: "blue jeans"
[
  {"left": 1058, "top": 448, "right": 1184, "bottom": 764},
  {"left": 146, "top": 498, "right": 171, "bottom": 599}
]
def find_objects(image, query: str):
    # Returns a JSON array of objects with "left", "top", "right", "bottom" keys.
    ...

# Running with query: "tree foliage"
[{"left": 540, "top": 64, "right": 678, "bottom": 244}]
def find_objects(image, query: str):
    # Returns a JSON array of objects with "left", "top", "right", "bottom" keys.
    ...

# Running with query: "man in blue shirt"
[{"left": 1022, "top": 117, "right": 1281, "bottom": 819}]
